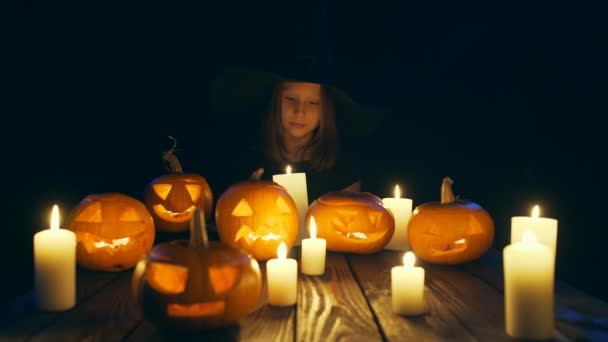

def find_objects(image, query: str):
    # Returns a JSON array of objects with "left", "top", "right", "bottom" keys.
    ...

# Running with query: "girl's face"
[{"left": 280, "top": 82, "right": 322, "bottom": 141}]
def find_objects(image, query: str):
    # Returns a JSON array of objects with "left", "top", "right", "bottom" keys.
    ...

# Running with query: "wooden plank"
[
  {"left": 28, "top": 271, "right": 141, "bottom": 342},
  {"left": 348, "top": 250, "right": 511, "bottom": 341},
  {"left": 0, "top": 269, "right": 121, "bottom": 341},
  {"left": 462, "top": 249, "right": 608, "bottom": 341},
  {"left": 126, "top": 258, "right": 294, "bottom": 342},
  {"left": 297, "top": 252, "right": 383, "bottom": 342}
]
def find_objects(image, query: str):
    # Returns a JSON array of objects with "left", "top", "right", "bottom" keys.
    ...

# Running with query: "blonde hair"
[{"left": 264, "top": 80, "right": 338, "bottom": 171}]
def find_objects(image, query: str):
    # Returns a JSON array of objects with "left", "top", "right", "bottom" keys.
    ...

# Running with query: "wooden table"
[{"left": 2, "top": 245, "right": 607, "bottom": 341}]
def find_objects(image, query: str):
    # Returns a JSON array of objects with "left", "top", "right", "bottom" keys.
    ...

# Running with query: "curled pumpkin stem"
[
  {"left": 441, "top": 177, "right": 455, "bottom": 204},
  {"left": 163, "top": 136, "right": 183, "bottom": 174},
  {"left": 250, "top": 168, "right": 264, "bottom": 181}
]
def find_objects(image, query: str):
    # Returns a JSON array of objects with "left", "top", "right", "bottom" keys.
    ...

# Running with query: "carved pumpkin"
[
  {"left": 305, "top": 191, "right": 395, "bottom": 254},
  {"left": 66, "top": 193, "right": 155, "bottom": 271},
  {"left": 215, "top": 169, "right": 299, "bottom": 260},
  {"left": 144, "top": 137, "right": 213, "bottom": 232},
  {"left": 407, "top": 177, "right": 494, "bottom": 264},
  {"left": 132, "top": 209, "right": 262, "bottom": 329}
]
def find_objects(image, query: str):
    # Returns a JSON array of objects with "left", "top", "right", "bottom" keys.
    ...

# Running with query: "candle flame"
[
  {"left": 286, "top": 165, "right": 292, "bottom": 174},
  {"left": 50, "top": 204, "right": 60, "bottom": 231},
  {"left": 403, "top": 251, "right": 416, "bottom": 267},
  {"left": 531, "top": 205, "right": 540, "bottom": 218},
  {"left": 522, "top": 231, "right": 537, "bottom": 244},
  {"left": 309, "top": 216, "right": 317, "bottom": 239},
  {"left": 277, "top": 242, "right": 287, "bottom": 259},
  {"left": 394, "top": 185, "right": 401, "bottom": 199}
]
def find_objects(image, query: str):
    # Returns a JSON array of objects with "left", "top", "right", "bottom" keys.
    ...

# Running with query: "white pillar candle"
[
  {"left": 301, "top": 216, "right": 326, "bottom": 275},
  {"left": 273, "top": 165, "right": 308, "bottom": 246},
  {"left": 511, "top": 205, "right": 558, "bottom": 263},
  {"left": 391, "top": 251, "right": 425, "bottom": 316},
  {"left": 383, "top": 184, "right": 413, "bottom": 250},
  {"left": 503, "top": 231, "right": 554, "bottom": 339},
  {"left": 34, "top": 205, "right": 76, "bottom": 311},
  {"left": 267, "top": 242, "right": 298, "bottom": 306}
]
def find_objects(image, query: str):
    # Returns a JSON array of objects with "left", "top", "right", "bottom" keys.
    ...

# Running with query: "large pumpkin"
[
  {"left": 132, "top": 209, "right": 262, "bottom": 329},
  {"left": 407, "top": 177, "right": 494, "bottom": 264},
  {"left": 305, "top": 191, "right": 395, "bottom": 254},
  {"left": 215, "top": 168, "right": 299, "bottom": 260},
  {"left": 144, "top": 137, "right": 213, "bottom": 232},
  {"left": 67, "top": 193, "right": 155, "bottom": 271}
]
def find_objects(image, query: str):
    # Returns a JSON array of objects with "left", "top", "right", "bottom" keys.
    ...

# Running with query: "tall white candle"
[
  {"left": 301, "top": 217, "right": 326, "bottom": 275},
  {"left": 273, "top": 165, "right": 308, "bottom": 246},
  {"left": 267, "top": 242, "right": 298, "bottom": 306},
  {"left": 34, "top": 205, "right": 76, "bottom": 311},
  {"left": 511, "top": 205, "right": 558, "bottom": 263},
  {"left": 383, "top": 184, "right": 413, "bottom": 250},
  {"left": 391, "top": 251, "right": 425, "bottom": 316},
  {"left": 503, "top": 231, "right": 554, "bottom": 339}
]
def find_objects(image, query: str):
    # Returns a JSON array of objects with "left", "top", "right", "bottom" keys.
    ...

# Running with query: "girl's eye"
[
  {"left": 309, "top": 101, "right": 320, "bottom": 105},
  {"left": 284, "top": 96, "right": 295, "bottom": 101}
]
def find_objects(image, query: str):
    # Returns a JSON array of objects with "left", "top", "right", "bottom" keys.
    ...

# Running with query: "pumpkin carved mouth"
[
  {"left": 152, "top": 204, "right": 197, "bottom": 222},
  {"left": 430, "top": 238, "right": 469, "bottom": 256},
  {"left": 234, "top": 225, "right": 284, "bottom": 245},
  {"left": 77, "top": 231, "right": 148, "bottom": 254},
  {"left": 167, "top": 301, "right": 226, "bottom": 317}
]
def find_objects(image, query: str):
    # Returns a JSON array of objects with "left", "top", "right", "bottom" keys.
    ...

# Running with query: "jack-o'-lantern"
[
  {"left": 67, "top": 193, "right": 155, "bottom": 271},
  {"left": 215, "top": 168, "right": 298, "bottom": 260},
  {"left": 305, "top": 191, "right": 395, "bottom": 254},
  {"left": 407, "top": 177, "right": 494, "bottom": 264},
  {"left": 144, "top": 137, "right": 213, "bottom": 232},
  {"left": 132, "top": 209, "right": 262, "bottom": 329}
]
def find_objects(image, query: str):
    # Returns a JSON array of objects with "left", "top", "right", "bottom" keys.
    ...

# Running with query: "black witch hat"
[{"left": 209, "top": 55, "right": 384, "bottom": 141}]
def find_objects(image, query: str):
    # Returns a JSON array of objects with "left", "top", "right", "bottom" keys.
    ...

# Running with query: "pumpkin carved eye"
[
  {"left": 276, "top": 197, "right": 293, "bottom": 214},
  {"left": 153, "top": 184, "right": 172, "bottom": 200},
  {"left": 146, "top": 262, "right": 189, "bottom": 295},
  {"left": 185, "top": 184, "right": 201, "bottom": 202},
  {"left": 232, "top": 199, "right": 254, "bottom": 217},
  {"left": 209, "top": 265, "right": 239, "bottom": 295},
  {"left": 120, "top": 207, "right": 143, "bottom": 222},
  {"left": 75, "top": 202, "right": 103, "bottom": 223}
]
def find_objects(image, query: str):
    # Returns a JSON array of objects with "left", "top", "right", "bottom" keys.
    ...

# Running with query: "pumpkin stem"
[
  {"left": 441, "top": 177, "right": 456, "bottom": 204},
  {"left": 250, "top": 168, "right": 264, "bottom": 181},
  {"left": 189, "top": 207, "right": 208, "bottom": 248},
  {"left": 162, "top": 136, "right": 183, "bottom": 174}
]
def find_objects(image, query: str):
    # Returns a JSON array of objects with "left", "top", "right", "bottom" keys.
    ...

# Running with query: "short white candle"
[
  {"left": 383, "top": 184, "right": 413, "bottom": 250},
  {"left": 511, "top": 205, "right": 558, "bottom": 263},
  {"left": 391, "top": 251, "right": 425, "bottom": 316},
  {"left": 503, "top": 231, "right": 554, "bottom": 339},
  {"left": 273, "top": 165, "right": 309, "bottom": 246},
  {"left": 301, "top": 217, "right": 326, "bottom": 275},
  {"left": 267, "top": 242, "right": 298, "bottom": 306},
  {"left": 34, "top": 205, "right": 76, "bottom": 311}
]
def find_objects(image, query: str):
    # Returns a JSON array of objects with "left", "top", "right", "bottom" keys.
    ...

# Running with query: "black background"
[{"left": 3, "top": 1, "right": 606, "bottom": 305}]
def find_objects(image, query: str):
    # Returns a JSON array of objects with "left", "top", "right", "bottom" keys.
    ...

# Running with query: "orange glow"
[
  {"left": 167, "top": 301, "right": 225, "bottom": 317},
  {"left": 209, "top": 265, "right": 239, "bottom": 295},
  {"left": 146, "top": 262, "right": 189, "bottom": 294}
]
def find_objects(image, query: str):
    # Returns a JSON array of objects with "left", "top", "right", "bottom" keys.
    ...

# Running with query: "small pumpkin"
[
  {"left": 215, "top": 168, "right": 299, "bottom": 260},
  {"left": 407, "top": 177, "right": 494, "bottom": 264},
  {"left": 305, "top": 191, "right": 395, "bottom": 254},
  {"left": 132, "top": 208, "right": 262, "bottom": 329},
  {"left": 67, "top": 193, "right": 155, "bottom": 271},
  {"left": 144, "top": 137, "right": 213, "bottom": 233}
]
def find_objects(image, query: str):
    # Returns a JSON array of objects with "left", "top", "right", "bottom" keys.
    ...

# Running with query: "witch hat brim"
[{"left": 209, "top": 64, "right": 385, "bottom": 140}]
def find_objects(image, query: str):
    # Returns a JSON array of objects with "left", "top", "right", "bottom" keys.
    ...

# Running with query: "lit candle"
[
  {"left": 34, "top": 204, "right": 76, "bottom": 311},
  {"left": 273, "top": 165, "right": 308, "bottom": 246},
  {"left": 266, "top": 242, "right": 298, "bottom": 306},
  {"left": 383, "top": 184, "right": 413, "bottom": 250},
  {"left": 511, "top": 205, "right": 558, "bottom": 263},
  {"left": 391, "top": 251, "right": 425, "bottom": 316},
  {"left": 503, "top": 231, "right": 554, "bottom": 339},
  {"left": 301, "top": 217, "right": 326, "bottom": 275}
]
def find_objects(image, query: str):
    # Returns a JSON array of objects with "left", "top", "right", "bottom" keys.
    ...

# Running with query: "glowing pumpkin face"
[
  {"left": 215, "top": 180, "right": 299, "bottom": 260},
  {"left": 145, "top": 174, "right": 213, "bottom": 232},
  {"left": 407, "top": 177, "right": 494, "bottom": 264},
  {"left": 67, "top": 193, "right": 155, "bottom": 271},
  {"left": 305, "top": 192, "right": 395, "bottom": 254},
  {"left": 132, "top": 210, "right": 262, "bottom": 329}
]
